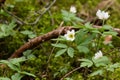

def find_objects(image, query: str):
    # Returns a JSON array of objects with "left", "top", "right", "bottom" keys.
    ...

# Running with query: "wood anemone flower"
[
  {"left": 64, "top": 30, "right": 75, "bottom": 41},
  {"left": 94, "top": 50, "right": 103, "bottom": 59},
  {"left": 96, "top": 9, "right": 110, "bottom": 20}
]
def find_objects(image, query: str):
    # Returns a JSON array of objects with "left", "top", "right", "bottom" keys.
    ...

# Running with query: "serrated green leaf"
[
  {"left": 77, "top": 45, "right": 89, "bottom": 53},
  {"left": 23, "top": 50, "right": 32, "bottom": 56},
  {"left": 0, "top": 60, "right": 9, "bottom": 64},
  {"left": 67, "top": 47, "right": 74, "bottom": 58},
  {"left": 90, "top": 70, "right": 103, "bottom": 76},
  {"left": 10, "top": 57, "right": 26, "bottom": 65},
  {"left": 74, "top": 17, "right": 84, "bottom": 22},
  {"left": 8, "top": 20, "right": 16, "bottom": 29},
  {"left": 11, "top": 73, "right": 24, "bottom": 80},
  {"left": 92, "top": 30, "right": 101, "bottom": 34},
  {"left": 61, "top": 10, "right": 73, "bottom": 22},
  {"left": 28, "top": 34, "right": 36, "bottom": 38},
  {"left": 0, "top": 21, "right": 16, "bottom": 38},
  {"left": 103, "top": 31, "right": 118, "bottom": 36},
  {"left": 102, "top": 25, "right": 112, "bottom": 30},
  {"left": 79, "top": 59, "right": 93, "bottom": 67},
  {"left": 75, "top": 30, "right": 88, "bottom": 45},
  {"left": 80, "top": 33, "right": 95, "bottom": 46},
  {"left": 7, "top": 63, "right": 20, "bottom": 71},
  {"left": 92, "top": 56, "right": 110, "bottom": 67},
  {"left": 85, "top": 22, "right": 93, "bottom": 29},
  {"left": 1, "top": 25, "right": 6, "bottom": 32},
  {"left": 0, "top": 77, "right": 10, "bottom": 80},
  {"left": 107, "top": 63, "right": 120, "bottom": 72},
  {"left": 23, "top": 50, "right": 36, "bottom": 59},
  {"left": 55, "top": 49, "right": 67, "bottom": 57},
  {"left": 52, "top": 43, "right": 67, "bottom": 48},
  {"left": 20, "top": 71, "right": 36, "bottom": 77},
  {"left": 20, "top": 30, "right": 33, "bottom": 35}
]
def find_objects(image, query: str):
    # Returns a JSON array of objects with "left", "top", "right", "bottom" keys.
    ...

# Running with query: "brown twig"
[{"left": 60, "top": 66, "right": 81, "bottom": 80}]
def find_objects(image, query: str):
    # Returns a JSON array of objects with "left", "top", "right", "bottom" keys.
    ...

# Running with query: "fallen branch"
[{"left": 9, "top": 26, "right": 73, "bottom": 58}]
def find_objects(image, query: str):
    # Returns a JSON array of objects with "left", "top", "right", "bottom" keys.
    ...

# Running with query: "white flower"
[
  {"left": 94, "top": 50, "right": 103, "bottom": 59},
  {"left": 96, "top": 9, "right": 110, "bottom": 20},
  {"left": 70, "top": 6, "right": 77, "bottom": 13},
  {"left": 64, "top": 30, "right": 75, "bottom": 41}
]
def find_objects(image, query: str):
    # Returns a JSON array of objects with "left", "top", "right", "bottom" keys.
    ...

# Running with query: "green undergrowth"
[{"left": 1, "top": 0, "right": 120, "bottom": 80}]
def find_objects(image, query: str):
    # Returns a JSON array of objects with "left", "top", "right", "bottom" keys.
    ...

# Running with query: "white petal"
[
  {"left": 94, "top": 50, "right": 103, "bottom": 59},
  {"left": 70, "top": 6, "right": 77, "bottom": 13},
  {"left": 96, "top": 9, "right": 110, "bottom": 20}
]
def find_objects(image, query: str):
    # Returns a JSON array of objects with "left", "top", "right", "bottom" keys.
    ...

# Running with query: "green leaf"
[
  {"left": 107, "top": 63, "right": 120, "bottom": 72},
  {"left": 55, "top": 49, "right": 67, "bottom": 57},
  {"left": 52, "top": 43, "right": 68, "bottom": 48},
  {"left": 28, "top": 34, "right": 36, "bottom": 38},
  {"left": 0, "top": 77, "right": 10, "bottom": 80},
  {"left": 102, "top": 25, "right": 112, "bottom": 30},
  {"left": 84, "top": 22, "right": 93, "bottom": 29},
  {"left": 79, "top": 59, "right": 93, "bottom": 67},
  {"left": 80, "top": 33, "right": 95, "bottom": 46},
  {"left": 67, "top": 47, "right": 74, "bottom": 58},
  {"left": 103, "top": 31, "right": 118, "bottom": 36},
  {"left": 0, "top": 21, "right": 16, "bottom": 38},
  {"left": 74, "top": 17, "right": 84, "bottom": 22},
  {"left": 20, "top": 30, "right": 36, "bottom": 38},
  {"left": 20, "top": 71, "right": 36, "bottom": 77},
  {"left": 23, "top": 50, "right": 32, "bottom": 56},
  {"left": 90, "top": 70, "right": 103, "bottom": 76},
  {"left": 7, "top": 63, "right": 21, "bottom": 71},
  {"left": 61, "top": 10, "right": 84, "bottom": 23},
  {"left": 1, "top": 25, "right": 6, "bottom": 32},
  {"left": 23, "top": 50, "right": 36, "bottom": 59},
  {"left": 65, "top": 78, "right": 73, "bottom": 80},
  {"left": 75, "top": 30, "right": 87, "bottom": 45},
  {"left": 8, "top": 20, "right": 16, "bottom": 29},
  {"left": 92, "top": 56, "right": 111, "bottom": 67},
  {"left": 0, "top": 60, "right": 20, "bottom": 71},
  {"left": 20, "top": 30, "right": 33, "bottom": 35},
  {"left": 9, "top": 57, "right": 26, "bottom": 65},
  {"left": 92, "top": 30, "right": 101, "bottom": 34},
  {"left": 61, "top": 10, "right": 75, "bottom": 22},
  {"left": 0, "top": 60, "right": 9, "bottom": 64},
  {"left": 77, "top": 45, "right": 89, "bottom": 53},
  {"left": 11, "top": 73, "right": 24, "bottom": 80}
]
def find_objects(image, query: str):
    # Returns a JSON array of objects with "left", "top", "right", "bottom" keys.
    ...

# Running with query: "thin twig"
[
  {"left": 48, "top": 10, "right": 54, "bottom": 26},
  {"left": 2, "top": 0, "right": 56, "bottom": 25},
  {"left": 27, "top": 0, "right": 56, "bottom": 25},
  {"left": 60, "top": 66, "right": 81, "bottom": 80},
  {"left": 2, "top": 5, "right": 25, "bottom": 25}
]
